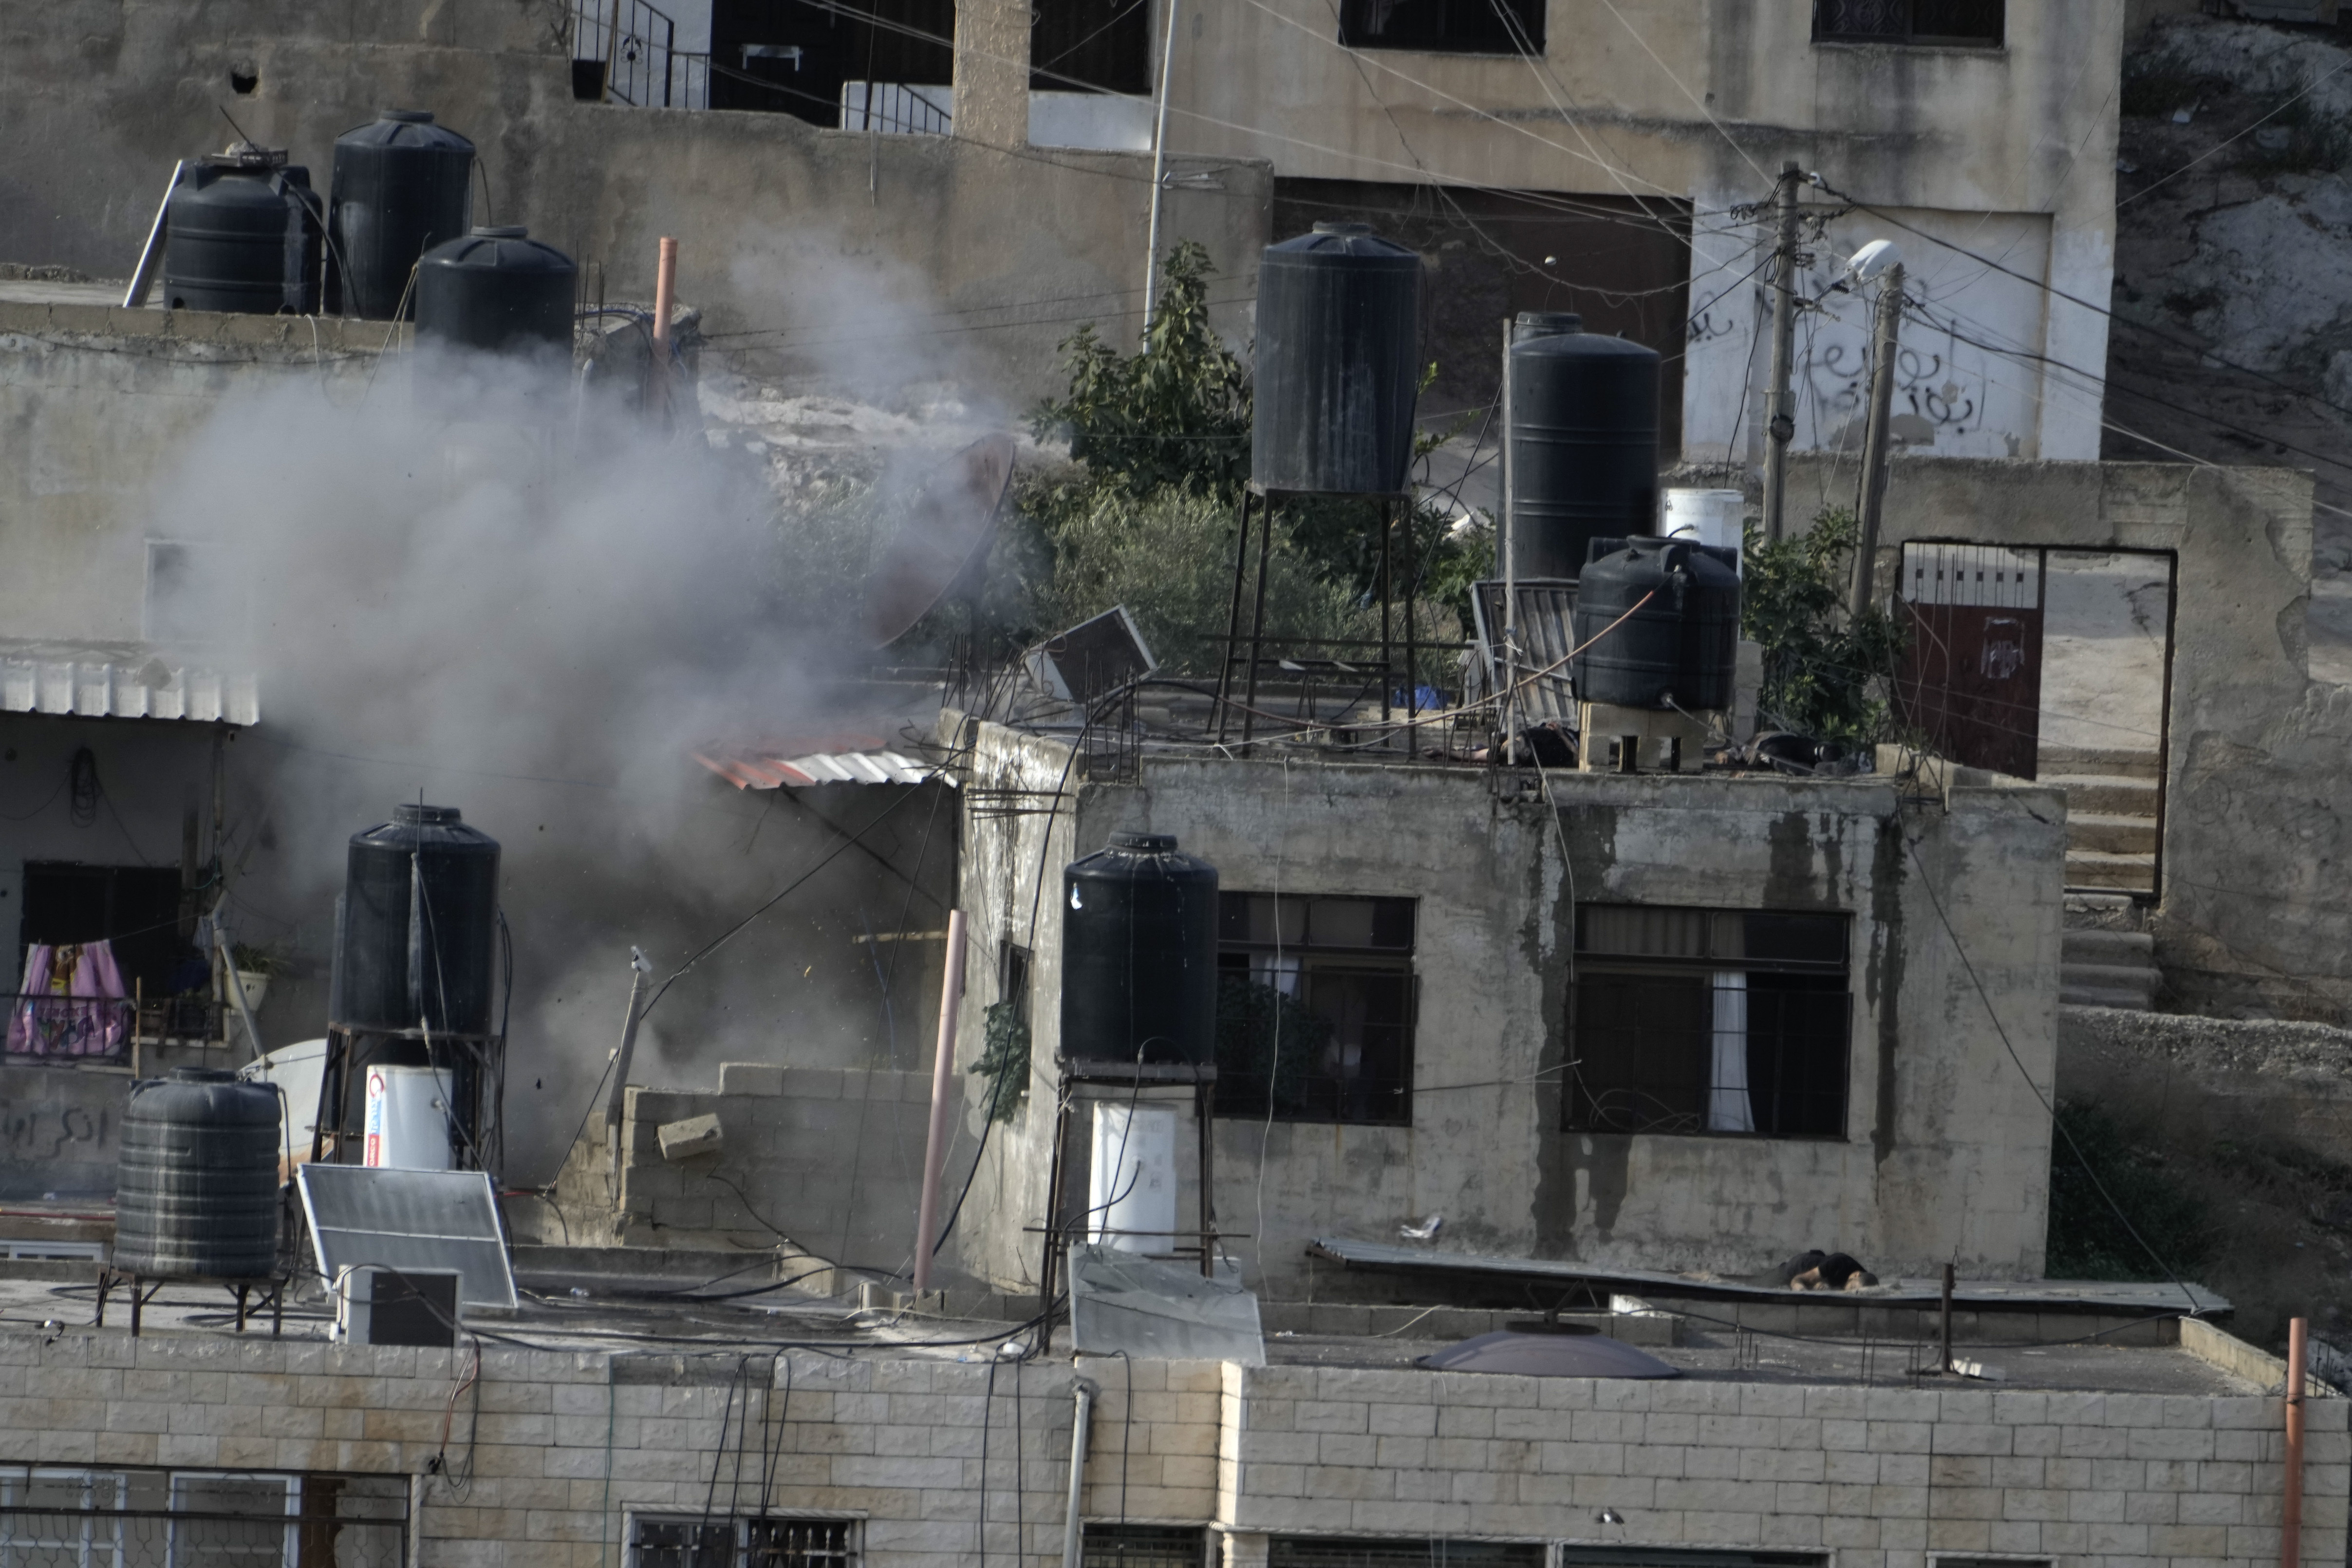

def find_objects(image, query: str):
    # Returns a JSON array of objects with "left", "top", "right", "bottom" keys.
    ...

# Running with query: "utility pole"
[
  {"left": 1142, "top": 0, "right": 1183, "bottom": 320},
  {"left": 1762, "top": 161, "right": 1802, "bottom": 542},
  {"left": 1850, "top": 260, "right": 1904, "bottom": 620}
]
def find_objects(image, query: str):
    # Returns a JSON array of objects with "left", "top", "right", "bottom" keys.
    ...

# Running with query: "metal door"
[{"left": 1894, "top": 543, "right": 2045, "bottom": 780}]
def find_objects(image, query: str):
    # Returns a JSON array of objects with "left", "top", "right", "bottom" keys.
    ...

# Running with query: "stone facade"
[{"left": 0, "top": 1327, "right": 2340, "bottom": 1568}]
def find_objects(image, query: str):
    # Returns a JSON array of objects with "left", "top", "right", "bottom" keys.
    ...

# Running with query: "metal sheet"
[
  {"left": 0, "top": 638, "right": 259, "bottom": 726},
  {"left": 1470, "top": 580, "right": 1578, "bottom": 728},
  {"left": 691, "top": 732, "right": 949, "bottom": 790},
  {"left": 1067, "top": 1242, "right": 1266, "bottom": 1365},
  {"left": 1308, "top": 1235, "right": 2231, "bottom": 1316},
  {"left": 297, "top": 1164, "right": 518, "bottom": 1310}
]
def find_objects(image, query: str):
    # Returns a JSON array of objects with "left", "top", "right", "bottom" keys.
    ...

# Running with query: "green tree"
[{"left": 1742, "top": 508, "right": 1907, "bottom": 745}]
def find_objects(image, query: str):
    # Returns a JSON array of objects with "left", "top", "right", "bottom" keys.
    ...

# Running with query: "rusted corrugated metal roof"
[
  {"left": 0, "top": 640, "right": 259, "bottom": 726},
  {"left": 692, "top": 733, "right": 949, "bottom": 790}
]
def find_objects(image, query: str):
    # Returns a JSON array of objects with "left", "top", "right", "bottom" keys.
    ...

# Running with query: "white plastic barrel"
[
  {"left": 362, "top": 1064, "right": 454, "bottom": 1171},
  {"left": 1661, "top": 488, "right": 1747, "bottom": 574},
  {"left": 1087, "top": 1103, "right": 1177, "bottom": 1253}
]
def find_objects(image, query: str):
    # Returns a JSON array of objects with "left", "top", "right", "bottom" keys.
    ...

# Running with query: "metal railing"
[
  {"left": 842, "top": 82, "right": 953, "bottom": 135},
  {"left": 574, "top": 0, "right": 693, "bottom": 107}
]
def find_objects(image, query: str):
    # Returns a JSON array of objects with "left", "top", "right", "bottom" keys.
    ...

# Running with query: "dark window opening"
[
  {"left": 1566, "top": 905, "right": 1852, "bottom": 1139},
  {"left": 19, "top": 862, "right": 191, "bottom": 999},
  {"left": 709, "top": 0, "right": 954, "bottom": 125},
  {"left": 1001, "top": 940, "right": 1033, "bottom": 1021},
  {"left": 0, "top": 1465, "right": 409, "bottom": 1568},
  {"left": 1338, "top": 0, "right": 1544, "bottom": 54},
  {"left": 1813, "top": 0, "right": 2003, "bottom": 46},
  {"left": 633, "top": 1516, "right": 859, "bottom": 1568},
  {"left": 1270, "top": 1541, "right": 1544, "bottom": 1568},
  {"left": 1083, "top": 1525, "right": 1209, "bottom": 1568},
  {"left": 1032, "top": 0, "right": 1150, "bottom": 93},
  {"left": 1214, "top": 893, "right": 1415, "bottom": 1126}
]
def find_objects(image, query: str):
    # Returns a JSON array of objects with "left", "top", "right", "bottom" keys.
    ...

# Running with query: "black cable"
[{"left": 67, "top": 748, "right": 99, "bottom": 828}]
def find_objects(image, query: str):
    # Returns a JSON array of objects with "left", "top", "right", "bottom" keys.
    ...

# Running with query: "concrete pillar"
[{"left": 952, "top": 0, "right": 1031, "bottom": 147}]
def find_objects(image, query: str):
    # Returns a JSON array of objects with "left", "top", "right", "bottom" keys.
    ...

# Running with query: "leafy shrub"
[{"left": 1741, "top": 508, "right": 1907, "bottom": 745}]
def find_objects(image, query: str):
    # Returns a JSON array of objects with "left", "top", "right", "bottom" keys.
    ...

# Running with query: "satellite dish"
[{"left": 866, "top": 433, "right": 1017, "bottom": 648}]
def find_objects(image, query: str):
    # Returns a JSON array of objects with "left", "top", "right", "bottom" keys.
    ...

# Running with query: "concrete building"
[
  {"left": 0, "top": 1272, "right": 2338, "bottom": 1568},
  {"left": 938, "top": 707, "right": 2066, "bottom": 1304}
]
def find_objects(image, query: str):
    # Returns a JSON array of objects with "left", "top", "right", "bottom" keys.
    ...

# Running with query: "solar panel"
[{"left": 295, "top": 1164, "right": 518, "bottom": 1311}]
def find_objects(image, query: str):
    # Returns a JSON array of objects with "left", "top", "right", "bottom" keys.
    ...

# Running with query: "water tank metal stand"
[
  {"left": 1213, "top": 484, "right": 1416, "bottom": 754},
  {"left": 1033, "top": 1058, "right": 1222, "bottom": 1349},
  {"left": 93, "top": 1266, "right": 285, "bottom": 1338},
  {"left": 1574, "top": 700, "right": 1723, "bottom": 774}
]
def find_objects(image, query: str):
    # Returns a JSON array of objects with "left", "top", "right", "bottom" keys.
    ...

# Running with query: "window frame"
[
  {"left": 1811, "top": 0, "right": 2005, "bottom": 48},
  {"left": 165, "top": 1474, "right": 299, "bottom": 1568},
  {"left": 1213, "top": 893, "right": 1418, "bottom": 1128},
  {"left": 1335, "top": 0, "right": 1547, "bottom": 56},
  {"left": 1566, "top": 904, "right": 1855, "bottom": 1141},
  {"left": 626, "top": 1513, "right": 864, "bottom": 1568}
]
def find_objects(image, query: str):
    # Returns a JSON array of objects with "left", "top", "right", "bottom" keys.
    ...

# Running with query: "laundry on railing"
[{"left": 6, "top": 940, "right": 131, "bottom": 1056}]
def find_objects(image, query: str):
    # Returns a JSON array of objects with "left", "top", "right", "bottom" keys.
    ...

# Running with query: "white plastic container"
[
  {"left": 1087, "top": 1103, "right": 1177, "bottom": 1253},
  {"left": 1661, "top": 488, "right": 1747, "bottom": 574},
  {"left": 362, "top": 1064, "right": 453, "bottom": 1171}
]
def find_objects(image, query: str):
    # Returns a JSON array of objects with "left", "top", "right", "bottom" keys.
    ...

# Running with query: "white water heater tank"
[
  {"left": 1087, "top": 1103, "right": 1177, "bottom": 1253},
  {"left": 1661, "top": 488, "right": 1747, "bottom": 574},
  {"left": 363, "top": 1064, "right": 454, "bottom": 1171}
]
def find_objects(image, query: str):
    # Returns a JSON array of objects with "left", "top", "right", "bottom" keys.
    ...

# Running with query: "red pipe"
[
  {"left": 2284, "top": 1315, "right": 2307, "bottom": 1568},
  {"left": 651, "top": 235, "right": 677, "bottom": 420}
]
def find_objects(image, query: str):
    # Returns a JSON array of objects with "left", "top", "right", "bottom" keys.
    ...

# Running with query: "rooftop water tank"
[
  {"left": 112, "top": 1067, "right": 282, "bottom": 1279},
  {"left": 414, "top": 227, "right": 576, "bottom": 357},
  {"left": 1511, "top": 310, "right": 1582, "bottom": 343},
  {"left": 1251, "top": 223, "right": 1422, "bottom": 496},
  {"left": 162, "top": 146, "right": 321, "bottom": 315},
  {"left": 328, "top": 110, "right": 475, "bottom": 320},
  {"left": 1061, "top": 832, "right": 1218, "bottom": 1065},
  {"left": 330, "top": 804, "right": 502, "bottom": 1038},
  {"left": 1507, "top": 324, "right": 1660, "bottom": 579},
  {"left": 1570, "top": 537, "right": 1740, "bottom": 711}
]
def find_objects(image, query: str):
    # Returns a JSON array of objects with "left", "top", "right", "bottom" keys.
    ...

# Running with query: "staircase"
[
  {"left": 2039, "top": 746, "right": 2161, "bottom": 895},
  {"left": 2060, "top": 919, "right": 2162, "bottom": 1010}
]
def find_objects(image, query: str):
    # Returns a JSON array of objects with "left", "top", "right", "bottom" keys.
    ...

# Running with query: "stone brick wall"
[
  {"left": 1, "top": 1326, "right": 2340, "bottom": 1568},
  {"left": 1216, "top": 1363, "right": 2351, "bottom": 1567}
]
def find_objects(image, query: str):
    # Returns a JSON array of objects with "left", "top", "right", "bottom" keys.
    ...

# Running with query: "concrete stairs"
[
  {"left": 2061, "top": 926, "right": 2161, "bottom": 1009},
  {"left": 2040, "top": 747, "right": 2161, "bottom": 894}
]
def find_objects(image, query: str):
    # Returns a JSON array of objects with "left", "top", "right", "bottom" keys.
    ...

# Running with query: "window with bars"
[
  {"left": 1567, "top": 905, "right": 1852, "bottom": 1139},
  {"left": 1269, "top": 1540, "right": 1545, "bottom": 1568},
  {"left": 1083, "top": 1525, "right": 1210, "bottom": 1568},
  {"left": 0, "top": 1467, "right": 406, "bottom": 1568},
  {"left": 630, "top": 1516, "right": 859, "bottom": 1568},
  {"left": 1813, "top": 0, "right": 2003, "bottom": 45},
  {"left": 1214, "top": 894, "right": 1416, "bottom": 1127},
  {"left": 1336, "top": 0, "right": 1545, "bottom": 55}
]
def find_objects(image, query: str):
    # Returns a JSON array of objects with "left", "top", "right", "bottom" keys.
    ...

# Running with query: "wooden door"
[{"left": 1895, "top": 542, "right": 2045, "bottom": 780}]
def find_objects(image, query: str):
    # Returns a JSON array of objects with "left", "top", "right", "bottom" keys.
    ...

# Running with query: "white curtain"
[{"left": 1708, "top": 971, "right": 1754, "bottom": 1132}]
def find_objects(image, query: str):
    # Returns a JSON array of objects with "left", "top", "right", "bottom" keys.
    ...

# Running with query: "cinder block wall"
[
  {"left": 617, "top": 1066, "right": 932, "bottom": 1270},
  {"left": 0, "top": 1327, "right": 2343, "bottom": 1568}
]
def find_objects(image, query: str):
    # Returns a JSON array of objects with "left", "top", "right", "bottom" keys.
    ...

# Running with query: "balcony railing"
[
  {"left": 2, "top": 994, "right": 228, "bottom": 1059},
  {"left": 574, "top": 0, "right": 709, "bottom": 108}
]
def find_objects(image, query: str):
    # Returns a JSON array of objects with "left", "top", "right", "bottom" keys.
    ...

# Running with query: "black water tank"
[
  {"left": 1570, "top": 537, "right": 1740, "bottom": 710},
  {"left": 162, "top": 148, "right": 321, "bottom": 315},
  {"left": 112, "top": 1068, "right": 281, "bottom": 1279},
  {"left": 1061, "top": 832, "right": 1218, "bottom": 1065},
  {"left": 330, "top": 804, "right": 502, "bottom": 1037},
  {"left": 414, "top": 227, "right": 576, "bottom": 357},
  {"left": 328, "top": 110, "right": 475, "bottom": 320},
  {"left": 1508, "top": 326, "right": 1660, "bottom": 579},
  {"left": 1251, "top": 223, "right": 1422, "bottom": 496}
]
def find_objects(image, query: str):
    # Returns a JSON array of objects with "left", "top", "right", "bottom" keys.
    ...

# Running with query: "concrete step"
[
  {"left": 2066, "top": 811, "right": 2160, "bottom": 856},
  {"left": 2041, "top": 747, "right": 2164, "bottom": 781},
  {"left": 2059, "top": 961, "right": 2159, "bottom": 999},
  {"left": 2062, "top": 928, "right": 2156, "bottom": 963},
  {"left": 2061, "top": 984, "right": 2161, "bottom": 1010},
  {"left": 2042, "top": 773, "right": 2161, "bottom": 815},
  {"left": 2067, "top": 848, "right": 2160, "bottom": 892}
]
